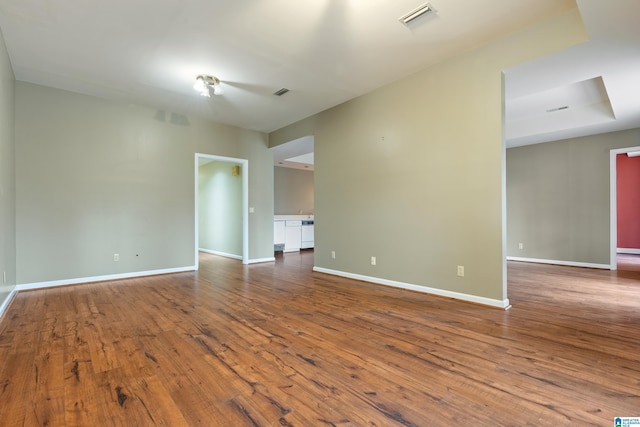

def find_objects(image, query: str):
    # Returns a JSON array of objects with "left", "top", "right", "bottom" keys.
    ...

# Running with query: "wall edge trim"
[
  {"left": 617, "top": 248, "right": 640, "bottom": 255},
  {"left": 506, "top": 256, "right": 610, "bottom": 269},
  {"left": 15, "top": 266, "right": 196, "bottom": 291},
  {"left": 248, "top": 257, "right": 276, "bottom": 264},
  {"left": 0, "top": 288, "right": 18, "bottom": 318},
  {"left": 199, "top": 248, "right": 242, "bottom": 260},
  {"left": 312, "top": 266, "right": 510, "bottom": 309}
]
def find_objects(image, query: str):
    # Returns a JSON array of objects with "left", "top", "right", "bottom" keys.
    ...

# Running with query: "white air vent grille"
[
  {"left": 545, "top": 105, "right": 569, "bottom": 113},
  {"left": 274, "top": 88, "right": 290, "bottom": 96}
]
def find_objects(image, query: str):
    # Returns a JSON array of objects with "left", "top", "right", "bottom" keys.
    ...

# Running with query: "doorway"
[
  {"left": 195, "top": 153, "right": 249, "bottom": 268},
  {"left": 609, "top": 145, "right": 640, "bottom": 271}
]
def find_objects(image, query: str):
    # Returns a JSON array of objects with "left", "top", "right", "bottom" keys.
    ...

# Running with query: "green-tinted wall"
[
  {"left": 271, "top": 9, "right": 587, "bottom": 305},
  {"left": 507, "top": 128, "right": 640, "bottom": 265},
  {"left": 15, "top": 82, "right": 274, "bottom": 285},
  {"left": 0, "top": 27, "right": 15, "bottom": 309},
  {"left": 198, "top": 161, "right": 243, "bottom": 257},
  {"left": 274, "top": 167, "right": 314, "bottom": 215}
]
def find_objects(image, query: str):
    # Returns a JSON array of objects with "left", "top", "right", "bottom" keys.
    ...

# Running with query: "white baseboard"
[
  {"left": 312, "top": 266, "right": 510, "bottom": 309},
  {"left": 0, "top": 288, "right": 18, "bottom": 318},
  {"left": 506, "top": 256, "right": 610, "bottom": 269},
  {"left": 16, "top": 266, "right": 196, "bottom": 291},
  {"left": 617, "top": 248, "right": 640, "bottom": 255},
  {"left": 198, "top": 249, "right": 275, "bottom": 264},
  {"left": 199, "top": 248, "right": 242, "bottom": 260},
  {"left": 248, "top": 257, "right": 276, "bottom": 264}
]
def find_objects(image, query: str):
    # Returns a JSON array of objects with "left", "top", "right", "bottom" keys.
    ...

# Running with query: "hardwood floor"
[
  {"left": 1, "top": 252, "right": 639, "bottom": 426},
  {"left": 618, "top": 253, "right": 640, "bottom": 272}
]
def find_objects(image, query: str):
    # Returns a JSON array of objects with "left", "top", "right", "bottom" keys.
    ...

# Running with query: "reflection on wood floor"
[
  {"left": 618, "top": 253, "right": 640, "bottom": 272},
  {"left": 0, "top": 251, "right": 639, "bottom": 426}
]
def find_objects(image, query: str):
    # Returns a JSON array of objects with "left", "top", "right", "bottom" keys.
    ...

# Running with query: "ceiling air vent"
[
  {"left": 273, "top": 88, "right": 290, "bottom": 96},
  {"left": 399, "top": 3, "right": 434, "bottom": 25},
  {"left": 545, "top": 105, "right": 569, "bottom": 113}
]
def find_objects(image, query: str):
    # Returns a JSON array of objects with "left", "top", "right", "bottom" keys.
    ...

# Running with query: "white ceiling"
[
  {"left": 504, "top": 0, "right": 640, "bottom": 147},
  {"left": 0, "top": 0, "right": 638, "bottom": 152},
  {"left": 272, "top": 136, "right": 315, "bottom": 171}
]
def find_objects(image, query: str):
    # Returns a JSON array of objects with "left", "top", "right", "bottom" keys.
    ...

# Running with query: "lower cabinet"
[
  {"left": 274, "top": 220, "right": 285, "bottom": 245},
  {"left": 274, "top": 218, "right": 313, "bottom": 253},
  {"left": 284, "top": 220, "right": 302, "bottom": 252}
]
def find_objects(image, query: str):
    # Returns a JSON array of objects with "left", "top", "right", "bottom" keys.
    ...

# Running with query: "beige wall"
[
  {"left": 198, "top": 161, "right": 243, "bottom": 257},
  {"left": 274, "top": 167, "right": 314, "bottom": 215},
  {"left": 0, "top": 28, "right": 15, "bottom": 307},
  {"left": 507, "top": 128, "right": 640, "bottom": 265},
  {"left": 270, "top": 9, "right": 587, "bottom": 304},
  {"left": 15, "top": 82, "right": 274, "bottom": 285}
]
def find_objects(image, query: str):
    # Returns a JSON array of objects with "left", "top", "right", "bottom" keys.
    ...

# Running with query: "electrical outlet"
[
  {"left": 371, "top": 256, "right": 377, "bottom": 266},
  {"left": 2, "top": 271, "right": 5, "bottom": 284},
  {"left": 518, "top": 243, "right": 524, "bottom": 250},
  {"left": 331, "top": 251, "right": 336, "bottom": 259},
  {"left": 113, "top": 253, "right": 120, "bottom": 262},
  {"left": 457, "top": 265, "right": 464, "bottom": 277}
]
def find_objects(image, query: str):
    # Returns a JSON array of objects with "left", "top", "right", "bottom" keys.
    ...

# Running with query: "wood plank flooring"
[
  {"left": 1, "top": 251, "right": 639, "bottom": 426},
  {"left": 618, "top": 253, "right": 640, "bottom": 272}
]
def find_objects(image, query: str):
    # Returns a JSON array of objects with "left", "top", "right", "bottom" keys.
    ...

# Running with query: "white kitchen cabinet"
[
  {"left": 274, "top": 220, "right": 285, "bottom": 245},
  {"left": 284, "top": 220, "right": 302, "bottom": 252}
]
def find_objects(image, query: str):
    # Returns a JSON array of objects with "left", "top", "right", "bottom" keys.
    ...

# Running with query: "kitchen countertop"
[{"left": 274, "top": 215, "right": 314, "bottom": 220}]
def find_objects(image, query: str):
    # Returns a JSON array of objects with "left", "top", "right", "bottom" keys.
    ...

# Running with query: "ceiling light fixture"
[
  {"left": 194, "top": 74, "right": 224, "bottom": 97},
  {"left": 399, "top": 3, "right": 434, "bottom": 25}
]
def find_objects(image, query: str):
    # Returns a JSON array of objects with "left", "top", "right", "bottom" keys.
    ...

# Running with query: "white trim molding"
[
  {"left": 16, "top": 266, "right": 196, "bottom": 291},
  {"left": 617, "top": 248, "right": 640, "bottom": 255},
  {"left": 313, "top": 267, "right": 510, "bottom": 309},
  {"left": 199, "top": 248, "right": 242, "bottom": 260},
  {"left": 199, "top": 249, "right": 274, "bottom": 264},
  {"left": 195, "top": 153, "right": 250, "bottom": 268},
  {"left": 248, "top": 257, "right": 276, "bottom": 264},
  {"left": 0, "top": 288, "right": 18, "bottom": 318},
  {"left": 506, "top": 256, "right": 609, "bottom": 270},
  {"left": 610, "top": 146, "right": 640, "bottom": 271}
]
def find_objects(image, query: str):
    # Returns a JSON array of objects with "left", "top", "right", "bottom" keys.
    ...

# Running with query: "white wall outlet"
[
  {"left": 113, "top": 253, "right": 120, "bottom": 262},
  {"left": 518, "top": 242, "right": 524, "bottom": 250},
  {"left": 249, "top": 207, "right": 255, "bottom": 213},
  {"left": 331, "top": 251, "right": 336, "bottom": 259},
  {"left": 371, "top": 256, "right": 377, "bottom": 266},
  {"left": 457, "top": 265, "right": 464, "bottom": 277}
]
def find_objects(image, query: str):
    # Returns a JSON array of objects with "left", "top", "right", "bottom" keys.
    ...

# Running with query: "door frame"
[
  {"left": 195, "top": 153, "right": 249, "bottom": 268},
  {"left": 609, "top": 145, "right": 640, "bottom": 270}
]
